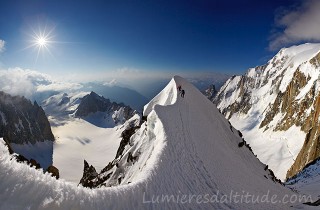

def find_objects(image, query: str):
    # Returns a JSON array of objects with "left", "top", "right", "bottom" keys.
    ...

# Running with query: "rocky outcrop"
[
  {"left": 0, "top": 91, "right": 54, "bottom": 144},
  {"left": 115, "top": 126, "right": 138, "bottom": 159},
  {"left": 30, "top": 159, "right": 41, "bottom": 169},
  {"left": 202, "top": 84, "right": 217, "bottom": 101},
  {"left": 309, "top": 51, "right": 320, "bottom": 68},
  {"left": 286, "top": 91, "right": 320, "bottom": 179},
  {"left": 75, "top": 91, "right": 136, "bottom": 125},
  {"left": 260, "top": 69, "right": 309, "bottom": 130},
  {"left": 79, "top": 160, "right": 98, "bottom": 188},
  {"left": 47, "top": 165, "right": 60, "bottom": 179}
]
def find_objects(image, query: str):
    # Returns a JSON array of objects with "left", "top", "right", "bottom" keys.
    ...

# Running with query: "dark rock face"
[
  {"left": 79, "top": 160, "right": 100, "bottom": 188},
  {"left": 47, "top": 165, "right": 59, "bottom": 179},
  {"left": 75, "top": 91, "right": 136, "bottom": 125},
  {"left": 30, "top": 159, "right": 41, "bottom": 169},
  {"left": 202, "top": 84, "right": 217, "bottom": 101},
  {"left": 115, "top": 126, "right": 138, "bottom": 159},
  {"left": 260, "top": 69, "right": 309, "bottom": 131},
  {"left": 0, "top": 91, "right": 55, "bottom": 144},
  {"left": 287, "top": 122, "right": 320, "bottom": 179}
]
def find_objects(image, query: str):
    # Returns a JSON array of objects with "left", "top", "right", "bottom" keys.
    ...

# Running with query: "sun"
[
  {"left": 33, "top": 32, "right": 51, "bottom": 50},
  {"left": 37, "top": 37, "right": 48, "bottom": 47},
  {"left": 24, "top": 25, "right": 56, "bottom": 62}
]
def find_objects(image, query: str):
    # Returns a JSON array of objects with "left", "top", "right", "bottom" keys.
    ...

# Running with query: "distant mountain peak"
[
  {"left": 215, "top": 43, "right": 320, "bottom": 180},
  {"left": 75, "top": 91, "right": 137, "bottom": 128},
  {"left": 89, "top": 91, "right": 100, "bottom": 98}
]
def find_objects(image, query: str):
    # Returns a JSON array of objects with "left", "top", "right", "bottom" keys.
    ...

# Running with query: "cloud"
[
  {"left": 103, "top": 79, "right": 117, "bottom": 87},
  {"left": 0, "top": 68, "right": 82, "bottom": 100},
  {"left": 0, "top": 68, "right": 50, "bottom": 99},
  {"left": 115, "top": 67, "right": 140, "bottom": 75},
  {"left": 36, "top": 82, "right": 82, "bottom": 92},
  {"left": 0, "top": 40, "right": 5, "bottom": 53},
  {"left": 269, "top": 0, "right": 320, "bottom": 50},
  {"left": 111, "top": 67, "right": 173, "bottom": 80}
]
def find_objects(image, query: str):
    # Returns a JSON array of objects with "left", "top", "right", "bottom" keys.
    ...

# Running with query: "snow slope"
[
  {"left": 229, "top": 117, "right": 305, "bottom": 181},
  {"left": 52, "top": 118, "right": 123, "bottom": 183},
  {"left": 0, "top": 76, "right": 308, "bottom": 209}
]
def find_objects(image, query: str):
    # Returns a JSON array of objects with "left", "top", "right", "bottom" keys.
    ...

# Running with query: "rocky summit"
[{"left": 75, "top": 91, "right": 137, "bottom": 126}]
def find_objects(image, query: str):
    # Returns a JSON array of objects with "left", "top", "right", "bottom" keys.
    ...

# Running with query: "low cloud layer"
[
  {"left": 269, "top": 0, "right": 320, "bottom": 50},
  {"left": 0, "top": 68, "right": 82, "bottom": 100},
  {"left": 0, "top": 40, "right": 5, "bottom": 53},
  {"left": 0, "top": 68, "right": 50, "bottom": 99}
]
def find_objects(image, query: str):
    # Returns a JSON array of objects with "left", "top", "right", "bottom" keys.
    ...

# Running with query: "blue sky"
[{"left": 0, "top": 0, "right": 318, "bottom": 81}]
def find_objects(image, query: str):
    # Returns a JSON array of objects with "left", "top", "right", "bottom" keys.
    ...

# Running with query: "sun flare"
[
  {"left": 24, "top": 25, "right": 57, "bottom": 62},
  {"left": 37, "top": 37, "right": 48, "bottom": 47}
]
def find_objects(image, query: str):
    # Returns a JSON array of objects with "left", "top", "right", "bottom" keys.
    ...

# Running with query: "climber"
[
  {"left": 177, "top": 85, "right": 182, "bottom": 92},
  {"left": 181, "top": 89, "right": 185, "bottom": 98}
]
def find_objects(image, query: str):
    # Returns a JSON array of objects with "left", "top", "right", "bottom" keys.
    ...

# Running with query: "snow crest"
[{"left": 143, "top": 77, "right": 178, "bottom": 116}]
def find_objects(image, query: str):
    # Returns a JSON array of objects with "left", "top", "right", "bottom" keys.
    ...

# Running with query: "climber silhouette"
[{"left": 181, "top": 89, "right": 185, "bottom": 98}]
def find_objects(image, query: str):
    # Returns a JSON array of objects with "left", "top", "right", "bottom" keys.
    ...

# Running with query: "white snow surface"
[
  {"left": 216, "top": 43, "right": 320, "bottom": 181},
  {"left": 52, "top": 118, "right": 125, "bottom": 183},
  {"left": 0, "top": 76, "right": 304, "bottom": 209}
]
